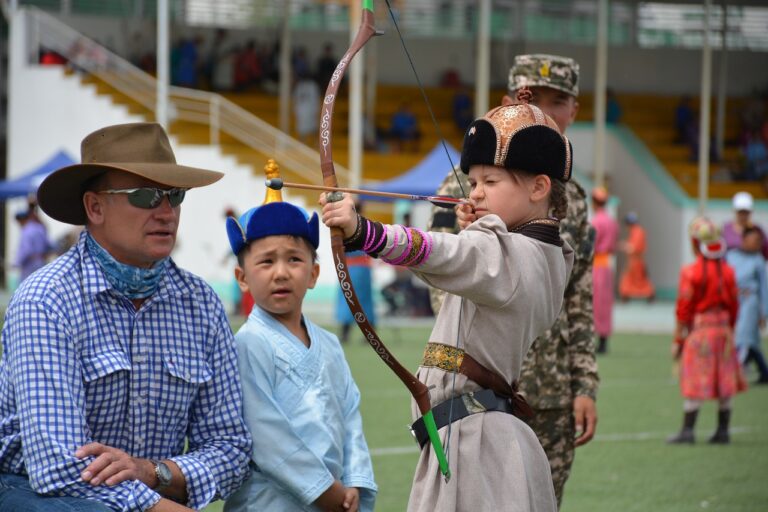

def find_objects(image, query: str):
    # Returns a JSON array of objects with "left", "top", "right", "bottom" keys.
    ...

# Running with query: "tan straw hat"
[{"left": 37, "top": 122, "right": 223, "bottom": 225}]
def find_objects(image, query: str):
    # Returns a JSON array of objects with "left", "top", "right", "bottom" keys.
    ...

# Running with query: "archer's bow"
[{"left": 319, "top": 0, "right": 450, "bottom": 481}]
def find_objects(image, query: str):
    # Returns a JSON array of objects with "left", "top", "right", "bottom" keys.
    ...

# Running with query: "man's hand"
[
  {"left": 76, "top": 442, "right": 154, "bottom": 487},
  {"left": 573, "top": 395, "right": 597, "bottom": 447}
]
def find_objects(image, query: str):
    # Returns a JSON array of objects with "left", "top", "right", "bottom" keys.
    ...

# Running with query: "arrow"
[{"left": 265, "top": 178, "right": 483, "bottom": 210}]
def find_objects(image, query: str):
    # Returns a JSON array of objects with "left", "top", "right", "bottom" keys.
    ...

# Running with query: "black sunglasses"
[{"left": 98, "top": 187, "right": 187, "bottom": 209}]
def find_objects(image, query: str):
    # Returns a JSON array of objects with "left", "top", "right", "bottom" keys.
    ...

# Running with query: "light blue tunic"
[
  {"left": 224, "top": 306, "right": 377, "bottom": 512},
  {"left": 726, "top": 249, "right": 768, "bottom": 360}
]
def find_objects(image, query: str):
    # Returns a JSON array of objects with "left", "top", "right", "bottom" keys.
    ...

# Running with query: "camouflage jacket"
[{"left": 428, "top": 169, "right": 599, "bottom": 409}]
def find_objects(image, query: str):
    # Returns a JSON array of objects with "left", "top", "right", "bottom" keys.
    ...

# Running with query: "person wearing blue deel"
[{"left": 223, "top": 200, "right": 377, "bottom": 512}]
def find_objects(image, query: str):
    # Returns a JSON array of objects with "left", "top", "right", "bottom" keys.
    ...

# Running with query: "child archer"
[{"left": 321, "top": 101, "right": 573, "bottom": 512}]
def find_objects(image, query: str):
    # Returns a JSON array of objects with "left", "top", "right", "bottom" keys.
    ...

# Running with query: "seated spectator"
[
  {"left": 742, "top": 130, "right": 768, "bottom": 180},
  {"left": 316, "top": 43, "right": 337, "bottom": 89},
  {"left": 0, "top": 122, "right": 251, "bottom": 510},
  {"left": 675, "top": 96, "right": 694, "bottom": 144},
  {"left": 452, "top": 86, "right": 473, "bottom": 133},
  {"left": 605, "top": 88, "right": 622, "bottom": 124},
  {"left": 388, "top": 102, "right": 421, "bottom": 153},
  {"left": 440, "top": 67, "right": 461, "bottom": 88},
  {"left": 235, "top": 40, "right": 262, "bottom": 91}
]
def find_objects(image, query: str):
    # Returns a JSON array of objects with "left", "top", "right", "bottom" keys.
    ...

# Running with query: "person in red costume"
[{"left": 668, "top": 217, "right": 747, "bottom": 445}]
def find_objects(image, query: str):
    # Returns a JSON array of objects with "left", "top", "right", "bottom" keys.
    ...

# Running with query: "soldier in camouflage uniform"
[{"left": 428, "top": 55, "right": 599, "bottom": 508}]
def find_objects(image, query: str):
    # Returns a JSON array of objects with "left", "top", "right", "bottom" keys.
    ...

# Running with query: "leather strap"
[
  {"left": 410, "top": 389, "right": 516, "bottom": 449},
  {"left": 422, "top": 342, "right": 533, "bottom": 418}
]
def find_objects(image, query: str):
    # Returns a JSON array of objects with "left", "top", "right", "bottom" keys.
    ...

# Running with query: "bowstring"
[
  {"left": 383, "top": 0, "right": 466, "bottom": 476},
  {"left": 383, "top": 0, "right": 466, "bottom": 200}
]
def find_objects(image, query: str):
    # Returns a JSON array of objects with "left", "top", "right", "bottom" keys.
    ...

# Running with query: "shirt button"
[{"left": 134, "top": 354, "right": 147, "bottom": 363}]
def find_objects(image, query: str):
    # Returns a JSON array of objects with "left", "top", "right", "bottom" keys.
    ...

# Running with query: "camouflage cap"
[{"left": 508, "top": 54, "right": 579, "bottom": 97}]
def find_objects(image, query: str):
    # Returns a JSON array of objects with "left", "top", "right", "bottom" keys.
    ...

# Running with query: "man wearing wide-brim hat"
[
  {"left": 428, "top": 54, "right": 598, "bottom": 507},
  {"left": 0, "top": 123, "right": 251, "bottom": 511}
]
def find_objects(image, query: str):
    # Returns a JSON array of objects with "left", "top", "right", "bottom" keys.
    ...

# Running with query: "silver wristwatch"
[{"left": 151, "top": 459, "right": 172, "bottom": 491}]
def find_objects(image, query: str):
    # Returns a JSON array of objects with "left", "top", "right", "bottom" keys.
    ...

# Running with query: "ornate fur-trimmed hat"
[
  {"left": 459, "top": 101, "right": 573, "bottom": 181},
  {"left": 508, "top": 54, "right": 579, "bottom": 97},
  {"left": 226, "top": 202, "right": 320, "bottom": 255}
]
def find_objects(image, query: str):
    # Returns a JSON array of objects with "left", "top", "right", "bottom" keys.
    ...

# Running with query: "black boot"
[
  {"left": 709, "top": 409, "right": 731, "bottom": 444},
  {"left": 667, "top": 410, "right": 698, "bottom": 444},
  {"left": 597, "top": 337, "right": 608, "bottom": 354}
]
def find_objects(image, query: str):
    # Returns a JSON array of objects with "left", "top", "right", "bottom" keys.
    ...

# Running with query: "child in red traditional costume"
[{"left": 668, "top": 217, "right": 747, "bottom": 444}]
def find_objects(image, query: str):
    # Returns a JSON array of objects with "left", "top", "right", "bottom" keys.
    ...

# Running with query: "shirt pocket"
[
  {"left": 81, "top": 350, "right": 132, "bottom": 428},
  {"left": 159, "top": 353, "right": 213, "bottom": 423}
]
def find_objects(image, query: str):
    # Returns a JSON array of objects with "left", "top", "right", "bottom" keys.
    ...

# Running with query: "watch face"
[{"left": 156, "top": 461, "right": 172, "bottom": 485}]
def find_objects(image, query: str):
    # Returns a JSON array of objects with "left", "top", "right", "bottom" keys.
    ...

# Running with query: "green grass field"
[{"left": 203, "top": 327, "right": 768, "bottom": 512}]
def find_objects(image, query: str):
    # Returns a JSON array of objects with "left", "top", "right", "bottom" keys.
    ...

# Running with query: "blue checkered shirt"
[{"left": 0, "top": 232, "right": 252, "bottom": 511}]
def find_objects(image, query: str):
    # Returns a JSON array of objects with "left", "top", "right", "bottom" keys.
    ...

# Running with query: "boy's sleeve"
[
  {"left": 236, "top": 332, "right": 335, "bottom": 506},
  {"left": 336, "top": 347, "right": 377, "bottom": 512}
]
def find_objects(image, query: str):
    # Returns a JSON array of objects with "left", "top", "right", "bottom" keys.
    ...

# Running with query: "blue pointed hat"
[{"left": 226, "top": 202, "right": 320, "bottom": 255}]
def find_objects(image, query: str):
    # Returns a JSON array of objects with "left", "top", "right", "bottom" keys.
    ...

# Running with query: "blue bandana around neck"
[{"left": 86, "top": 232, "right": 169, "bottom": 299}]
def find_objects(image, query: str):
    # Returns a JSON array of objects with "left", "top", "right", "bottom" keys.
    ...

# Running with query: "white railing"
[{"left": 23, "top": 6, "right": 349, "bottom": 185}]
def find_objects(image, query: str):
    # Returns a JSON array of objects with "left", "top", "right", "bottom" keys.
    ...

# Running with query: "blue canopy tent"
[
  {"left": 0, "top": 150, "right": 76, "bottom": 200},
  {"left": 361, "top": 142, "right": 461, "bottom": 200}
]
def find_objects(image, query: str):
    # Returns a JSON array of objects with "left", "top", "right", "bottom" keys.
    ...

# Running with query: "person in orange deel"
[
  {"left": 619, "top": 212, "right": 655, "bottom": 301},
  {"left": 668, "top": 217, "right": 746, "bottom": 444}
]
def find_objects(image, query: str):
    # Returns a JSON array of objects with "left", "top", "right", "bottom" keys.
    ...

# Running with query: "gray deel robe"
[{"left": 402, "top": 215, "right": 574, "bottom": 512}]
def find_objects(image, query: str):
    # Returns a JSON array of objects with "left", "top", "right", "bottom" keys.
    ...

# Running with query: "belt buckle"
[{"left": 407, "top": 424, "right": 419, "bottom": 443}]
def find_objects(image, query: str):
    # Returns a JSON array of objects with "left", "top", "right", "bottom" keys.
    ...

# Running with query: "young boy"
[
  {"left": 726, "top": 226, "right": 768, "bottom": 383},
  {"left": 223, "top": 202, "right": 377, "bottom": 512},
  {"left": 321, "top": 101, "right": 573, "bottom": 512}
]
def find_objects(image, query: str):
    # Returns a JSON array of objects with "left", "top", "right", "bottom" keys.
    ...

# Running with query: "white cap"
[{"left": 732, "top": 191, "right": 754, "bottom": 211}]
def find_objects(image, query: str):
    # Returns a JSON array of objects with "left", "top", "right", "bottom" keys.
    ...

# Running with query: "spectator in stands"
[
  {"left": 292, "top": 70, "right": 321, "bottom": 145},
  {"left": 292, "top": 47, "right": 311, "bottom": 83},
  {"left": 452, "top": 85, "right": 473, "bottom": 133},
  {"left": 619, "top": 212, "right": 655, "bottom": 302},
  {"left": 235, "top": 40, "right": 262, "bottom": 91},
  {"left": 741, "top": 130, "right": 768, "bottom": 180},
  {"left": 0, "top": 122, "right": 252, "bottom": 510},
  {"left": 388, "top": 102, "right": 421, "bottom": 152},
  {"left": 173, "top": 37, "right": 200, "bottom": 88},
  {"left": 605, "top": 88, "right": 622, "bottom": 124},
  {"left": 440, "top": 66, "right": 461, "bottom": 88},
  {"left": 204, "top": 28, "right": 228, "bottom": 91},
  {"left": 674, "top": 95, "right": 694, "bottom": 144},
  {"left": 722, "top": 191, "right": 768, "bottom": 258},
  {"left": 316, "top": 43, "right": 338, "bottom": 90},
  {"left": 212, "top": 46, "right": 237, "bottom": 92}
]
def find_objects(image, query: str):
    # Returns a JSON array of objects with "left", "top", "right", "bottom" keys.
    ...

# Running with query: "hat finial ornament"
[{"left": 262, "top": 159, "right": 283, "bottom": 205}]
